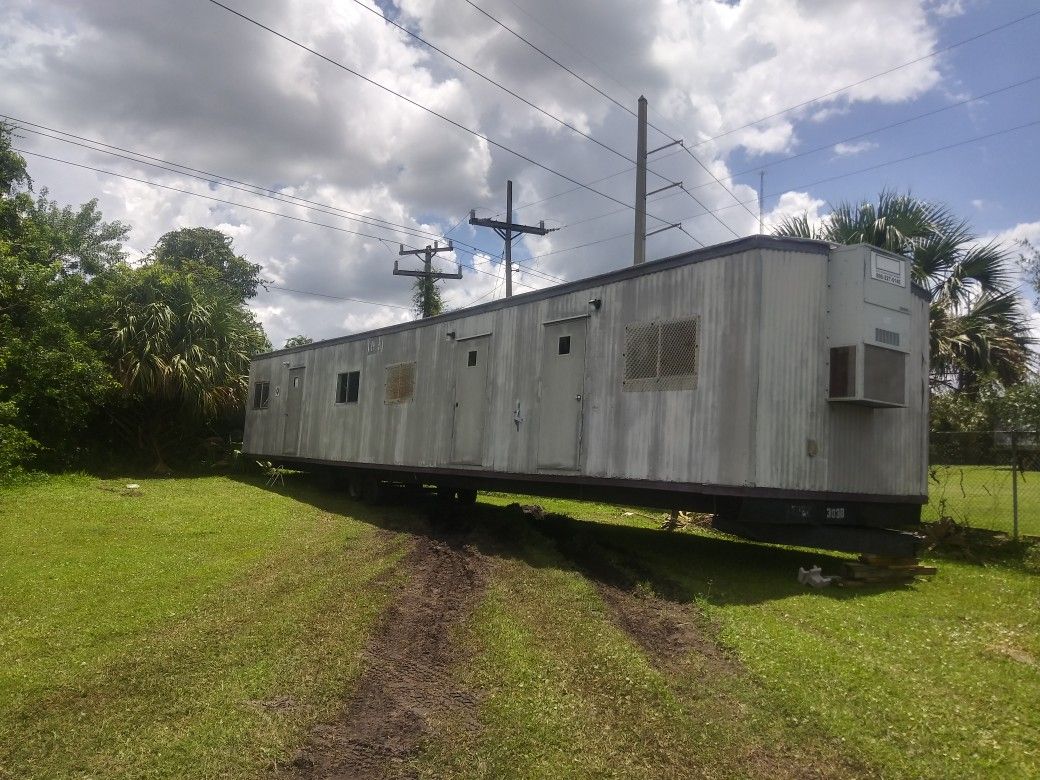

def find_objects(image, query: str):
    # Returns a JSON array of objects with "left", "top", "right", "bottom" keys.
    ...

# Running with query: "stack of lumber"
[{"left": 839, "top": 554, "right": 937, "bottom": 586}]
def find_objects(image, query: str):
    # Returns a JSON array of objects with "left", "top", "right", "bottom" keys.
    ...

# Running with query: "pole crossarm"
[
  {"left": 647, "top": 181, "right": 682, "bottom": 197},
  {"left": 645, "top": 222, "right": 681, "bottom": 238},
  {"left": 469, "top": 213, "right": 552, "bottom": 236},
  {"left": 392, "top": 240, "right": 462, "bottom": 316},
  {"left": 469, "top": 181, "right": 553, "bottom": 297},
  {"left": 648, "top": 138, "right": 684, "bottom": 155},
  {"left": 392, "top": 260, "right": 463, "bottom": 279}
]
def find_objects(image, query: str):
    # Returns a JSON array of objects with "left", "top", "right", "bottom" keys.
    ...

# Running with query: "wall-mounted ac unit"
[{"left": 826, "top": 246, "right": 911, "bottom": 408}]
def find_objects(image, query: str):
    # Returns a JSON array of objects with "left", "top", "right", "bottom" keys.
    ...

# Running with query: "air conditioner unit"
[{"left": 826, "top": 246, "right": 911, "bottom": 408}]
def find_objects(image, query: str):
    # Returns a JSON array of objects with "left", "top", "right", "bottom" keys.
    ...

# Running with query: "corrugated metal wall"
[{"left": 243, "top": 241, "right": 929, "bottom": 499}]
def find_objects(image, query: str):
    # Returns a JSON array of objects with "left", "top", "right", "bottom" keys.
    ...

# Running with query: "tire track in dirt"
[{"left": 282, "top": 528, "right": 488, "bottom": 780}]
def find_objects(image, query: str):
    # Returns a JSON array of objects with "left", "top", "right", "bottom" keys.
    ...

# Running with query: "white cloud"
[
  {"left": 833, "top": 140, "right": 878, "bottom": 157},
  {"left": 761, "top": 191, "right": 827, "bottom": 234},
  {"left": 0, "top": 0, "right": 948, "bottom": 347}
]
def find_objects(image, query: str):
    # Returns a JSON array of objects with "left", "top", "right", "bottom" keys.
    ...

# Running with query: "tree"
[
  {"left": 151, "top": 227, "right": 262, "bottom": 301},
  {"left": 774, "top": 190, "right": 1033, "bottom": 391},
  {"left": 0, "top": 126, "right": 119, "bottom": 469},
  {"left": 104, "top": 262, "right": 269, "bottom": 472},
  {"left": 412, "top": 276, "right": 444, "bottom": 319},
  {"left": 283, "top": 334, "right": 313, "bottom": 349}
]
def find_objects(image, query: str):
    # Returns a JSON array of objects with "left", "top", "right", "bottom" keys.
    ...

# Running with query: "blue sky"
[{"left": 1, "top": 0, "right": 1038, "bottom": 346}]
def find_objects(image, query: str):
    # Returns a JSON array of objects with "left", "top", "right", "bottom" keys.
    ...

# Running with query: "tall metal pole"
[
  {"left": 1011, "top": 430, "right": 1020, "bottom": 539},
  {"left": 758, "top": 170, "right": 765, "bottom": 234},
  {"left": 505, "top": 179, "right": 513, "bottom": 297},
  {"left": 633, "top": 96, "right": 647, "bottom": 265}
]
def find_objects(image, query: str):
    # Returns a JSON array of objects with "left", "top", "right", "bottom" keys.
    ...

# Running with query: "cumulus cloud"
[
  {"left": 1, "top": 0, "right": 947, "bottom": 347},
  {"left": 833, "top": 140, "right": 878, "bottom": 157}
]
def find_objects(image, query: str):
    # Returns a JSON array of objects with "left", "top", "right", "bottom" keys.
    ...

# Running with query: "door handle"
[{"left": 575, "top": 394, "right": 582, "bottom": 401}]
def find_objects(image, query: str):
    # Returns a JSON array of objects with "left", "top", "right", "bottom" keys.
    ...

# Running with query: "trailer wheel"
[
  {"left": 455, "top": 487, "right": 477, "bottom": 505},
  {"left": 361, "top": 475, "right": 384, "bottom": 504},
  {"left": 347, "top": 472, "right": 364, "bottom": 500},
  {"left": 436, "top": 484, "right": 456, "bottom": 502}
]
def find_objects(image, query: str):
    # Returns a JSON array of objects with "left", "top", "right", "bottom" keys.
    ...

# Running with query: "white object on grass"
[{"left": 797, "top": 565, "right": 837, "bottom": 588}]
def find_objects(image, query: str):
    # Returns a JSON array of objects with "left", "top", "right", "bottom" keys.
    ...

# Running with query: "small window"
[
  {"left": 252, "top": 381, "right": 270, "bottom": 410},
  {"left": 336, "top": 371, "right": 361, "bottom": 404},
  {"left": 558, "top": 335, "right": 571, "bottom": 355},
  {"left": 468, "top": 350, "right": 477, "bottom": 367}
]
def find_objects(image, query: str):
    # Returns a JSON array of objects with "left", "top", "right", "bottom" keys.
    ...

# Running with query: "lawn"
[
  {"left": 924, "top": 464, "right": 1039, "bottom": 536},
  {"left": 0, "top": 474, "right": 409, "bottom": 779},
  {"left": 2, "top": 475, "right": 1038, "bottom": 779}
]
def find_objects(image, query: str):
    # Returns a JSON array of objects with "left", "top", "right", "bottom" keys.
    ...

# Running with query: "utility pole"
[
  {"left": 633, "top": 96, "right": 683, "bottom": 265},
  {"left": 469, "top": 180, "right": 553, "bottom": 297},
  {"left": 393, "top": 241, "right": 461, "bottom": 318}
]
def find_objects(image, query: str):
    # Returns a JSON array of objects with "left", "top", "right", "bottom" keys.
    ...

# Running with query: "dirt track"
[{"left": 284, "top": 529, "right": 487, "bottom": 780}]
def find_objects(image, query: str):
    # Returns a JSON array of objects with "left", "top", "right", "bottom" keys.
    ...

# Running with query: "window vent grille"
[
  {"left": 623, "top": 318, "right": 698, "bottom": 392},
  {"left": 875, "top": 328, "right": 900, "bottom": 347},
  {"left": 384, "top": 362, "right": 416, "bottom": 404}
]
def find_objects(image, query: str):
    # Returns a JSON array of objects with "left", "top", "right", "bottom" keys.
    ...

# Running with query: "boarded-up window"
[
  {"left": 252, "top": 381, "right": 270, "bottom": 410},
  {"left": 384, "top": 362, "right": 416, "bottom": 404},
  {"left": 623, "top": 318, "right": 698, "bottom": 392}
]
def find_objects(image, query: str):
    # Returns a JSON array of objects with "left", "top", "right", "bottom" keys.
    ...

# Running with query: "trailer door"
[
  {"left": 282, "top": 366, "right": 306, "bottom": 455},
  {"left": 451, "top": 335, "right": 490, "bottom": 465},
  {"left": 537, "top": 319, "right": 587, "bottom": 470}
]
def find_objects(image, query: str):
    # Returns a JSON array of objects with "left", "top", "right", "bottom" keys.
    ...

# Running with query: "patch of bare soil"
[
  {"left": 281, "top": 530, "right": 488, "bottom": 780},
  {"left": 596, "top": 584, "right": 739, "bottom": 678},
  {"left": 597, "top": 584, "right": 867, "bottom": 780}
]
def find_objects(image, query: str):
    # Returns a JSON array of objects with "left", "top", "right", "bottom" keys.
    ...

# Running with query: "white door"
[
  {"left": 451, "top": 336, "right": 490, "bottom": 465},
  {"left": 537, "top": 320, "right": 587, "bottom": 470},
  {"left": 282, "top": 367, "right": 305, "bottom": 455}
]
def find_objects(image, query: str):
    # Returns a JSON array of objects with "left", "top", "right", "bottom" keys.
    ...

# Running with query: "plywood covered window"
[
  {"left": 384, "top": 362, "right": 416, "bottom": 404},
  {"left": 336, "top": 370, "right": 360, "bottom": 404},
  {"left": 252, "top": 381, "right": 270, "bottom": 409},
  {"left": 623, "top": 318, "right": 698, "bottom": 392}
]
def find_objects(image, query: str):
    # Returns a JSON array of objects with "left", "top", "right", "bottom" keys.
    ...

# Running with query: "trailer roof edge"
[{"left": 256, "top": 235, "right": 925, "bottom": 359}]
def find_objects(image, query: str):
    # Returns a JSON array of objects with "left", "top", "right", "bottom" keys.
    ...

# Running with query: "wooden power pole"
[
  {"left": 469, "top": 180, "right": 552, "bottom": 297},
  {"left": 393, "top": 241, "right": 461, "bottom": 318}
]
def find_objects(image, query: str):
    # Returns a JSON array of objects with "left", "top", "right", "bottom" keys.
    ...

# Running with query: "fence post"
[{"left": 1011, "top": 430, "right": 1019, "bottom": 540}]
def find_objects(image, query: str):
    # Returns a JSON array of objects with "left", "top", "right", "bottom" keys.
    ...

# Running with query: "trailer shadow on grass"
[{"left": 234, "top": 472, "right": 919, "bottom": 608}]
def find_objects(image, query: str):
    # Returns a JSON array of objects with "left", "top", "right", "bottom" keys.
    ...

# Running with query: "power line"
[
  {"left": 7, "top": 119, "right": 446, "bottom": 245},
  {"left": 691, "top": 8, "right": 1040, "bottom": 148},
  {"left": 15, "top": 147, "right": 549, "bottom": 290},
  {"left": 204, "top": 0, "right": 678, "bottom": 227},
  {"left": 687, "top": 73, "right": 1040, "bottom": 190},
  {"left": 460, "top": 0, "right": 635, "bottom": 120},
  {"left": 8, "top": 116, "right": 567, "bottom": 284},
  {"left": 347, "top": 0, "right": 662, "bottom": 172},
  {"left": 265, "top": 284, "right": 412, "bottom": 309},
  {"left": 524, "top": 117, "right": 1040, "bottom": 263}
]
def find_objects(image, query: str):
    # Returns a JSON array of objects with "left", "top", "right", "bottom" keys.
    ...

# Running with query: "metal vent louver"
[
  {"left": 384, "top": 362, "right": 416, "bottom": 404},
  {"left": 875, "top": 328, "right": 900, "bottom": 347},
  {"left": 623, "top": 318, "right": 698, "bottom": 392}
]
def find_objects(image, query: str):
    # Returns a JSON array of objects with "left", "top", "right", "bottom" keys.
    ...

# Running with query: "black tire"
[
  {"left": 347, "top": 472, "right": 364, "bottom": 500},
  {"left": 455, "top": 487, "right": 477, "bottom": 505},
  {"left": 436, "top": 484, "right": 456, "bottom": 502},
  {"left": 361, "top": 475, "right": 384, "bottom": 504}
]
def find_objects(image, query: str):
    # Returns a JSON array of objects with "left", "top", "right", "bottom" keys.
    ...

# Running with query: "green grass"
[
  {"left": 3, "top": 477, "right": 1038, "bottom": 779},
  {"left": 0, "top": 474, "right": 408, "bottom": 779},
  {"left": 444, "top": 495, "right": 1040, "bottom": 780},
  {"left": 925, "top": 464, "right": 1040, "bottom": 536}
]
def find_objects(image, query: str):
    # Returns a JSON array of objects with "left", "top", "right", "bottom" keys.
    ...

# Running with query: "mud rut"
[
  {"left": 284, "top": 530, "right": 488, "bottom": 780},
  {"left": 281, "top": 513, "right": 857, "bottom": 779}
]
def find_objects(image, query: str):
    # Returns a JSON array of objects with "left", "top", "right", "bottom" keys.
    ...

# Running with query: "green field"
[
  {"left": 1, "top": 475, "right": 1038, "bottom": 779},
  {"left": 924, "top": 464, "right": 1039, "bottom": 536}
]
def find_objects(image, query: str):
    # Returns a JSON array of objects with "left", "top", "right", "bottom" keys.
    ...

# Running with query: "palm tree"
[
  {"left": 106, "top": 263, "right": 268, "bottom": 472},
  {"left": 773, "top": 190, "right": 1033, "bottom": 391}
]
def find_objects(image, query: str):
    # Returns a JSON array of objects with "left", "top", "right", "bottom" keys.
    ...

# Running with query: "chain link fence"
[{"left": 927, "top": 431, "right": 1039, "bottom": 538}]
